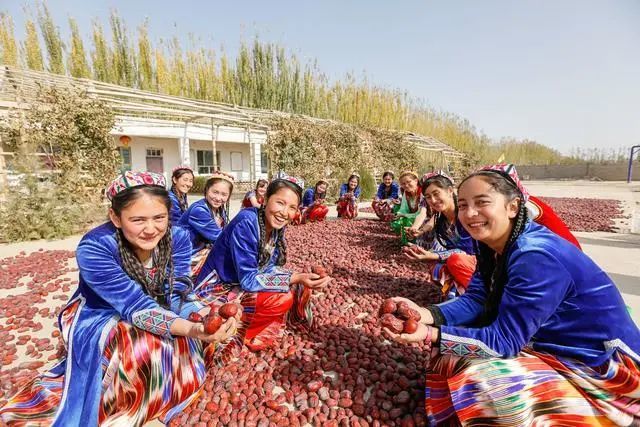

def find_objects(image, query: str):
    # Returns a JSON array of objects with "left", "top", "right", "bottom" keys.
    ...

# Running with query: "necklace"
[{"left": 406, "top": 192, "right": 419, "bottom": 213}]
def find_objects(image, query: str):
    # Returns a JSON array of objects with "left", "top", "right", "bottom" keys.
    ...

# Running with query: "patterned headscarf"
[
  {"left": 106, "top": 171, "right": 166, "bottom": 201},
  {"left": 421, "top": 170, "right": 454, "bottom": 187},
  {"left": 274, "top": 171, "right": 304, "bottom": 190},
  {"left": 478, "top": 163, "right": 530, "bottom": 202},
  {"left": 399, "top": 170, "right": 419, "bottom": 181},
  {"left": 210, "top": 170, "right": 235, "bottom": 185}
]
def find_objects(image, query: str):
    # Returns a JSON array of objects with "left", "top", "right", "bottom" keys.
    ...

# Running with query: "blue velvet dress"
[
  {"left": 426, "top": 220, "right": 640, "bottom": 425},
  {"left": 168, "top": 190, "right": 188, "bottom": 224},
  {"left": 0, "top": 223, "right": 207, "bottom": 426},
  {"left": 178, "top": 198, "right": 228, "bottom": 256}
]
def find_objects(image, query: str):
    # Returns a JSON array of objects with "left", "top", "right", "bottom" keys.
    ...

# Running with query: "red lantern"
[{"left": 119, "top": 135, "right": 132, "bottom": 146}]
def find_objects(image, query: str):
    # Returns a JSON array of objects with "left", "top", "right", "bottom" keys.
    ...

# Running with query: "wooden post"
[
  {"left": 211, "top": 119, "right": 219, "bottom": 172},
  {"left": 247, "top": 127, "right": 255, "bottom": 183}
]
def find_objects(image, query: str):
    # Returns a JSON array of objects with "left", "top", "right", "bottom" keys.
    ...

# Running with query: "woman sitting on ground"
[
  {"left": 242, "top": 179, "right": 269, "bottom": 209},
  {"left": 301, "top": 180, "right": 329, "bottom": 223},
  {"left": 404, "top": 171, "right": 475, "bottom": 298},
  {"left": 194, "top": 176, "right": 331, "bottom": 356},
  {"left": 168, "top": 165, "right": 194, "bottom": 224},
  {"left": 336, "top": 173, "right": 361, "bottom": 219},
  {"left": 0, "top": 171, "right": 236, "bottom": 426},
  {"left": 387, "top": 164, "right": 640, "bottom": 426},
  {"left": 178, "top": 172, "right": 234, "bottom": 274},
  {"left": 390, "top": 171, "right": 423, "bottom": 245},
  {"left": 371, "top": 171, "right": 400, "bottom": 222}
]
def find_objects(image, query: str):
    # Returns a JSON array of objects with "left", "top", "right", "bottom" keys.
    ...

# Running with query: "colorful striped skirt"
[
  {"left": 0, "top": 300, "right": 210, "bottom": 426},
  {"left": 196, "top": 275, "right": 313, "bottom": 363},
  {"left": 426, "top": 348, "right": 640, "bottom": 426}
]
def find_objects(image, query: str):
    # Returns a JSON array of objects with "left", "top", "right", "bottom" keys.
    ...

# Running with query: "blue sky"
[{"left": 4, "top": 0, "right": 640, "bottom": 155}]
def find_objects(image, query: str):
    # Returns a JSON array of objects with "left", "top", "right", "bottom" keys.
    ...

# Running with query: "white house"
[{"left": 113, "top": 117, "right": 269, "bottom": 182}]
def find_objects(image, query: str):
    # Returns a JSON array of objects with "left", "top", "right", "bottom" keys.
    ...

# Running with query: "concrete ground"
[{"left": 0, "top": 180, "right": 639, "bottom": 426}]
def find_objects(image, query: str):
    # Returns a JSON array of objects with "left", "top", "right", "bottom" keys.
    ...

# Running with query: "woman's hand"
[
  {"left": 384, "top": 323, "right": 438, "bottom": 345},
  {"left": 191, "top": 316, "right": 237, "bottom": 344},
  {"left": 405, "top": 226, "right": 422, "bottom": 238},
  {"left": 389, "top": 296, "right": 434, "bottom": 325},
  {"left": 402, "top": 244, "right": 439, "bottom": 262},
  {"left": 291, "top": 272, "right": 332, "bottom": 290}
]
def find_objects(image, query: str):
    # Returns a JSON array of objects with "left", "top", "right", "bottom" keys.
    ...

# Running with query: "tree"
[
  {"left": 37, "top": 3, "right": 65, "bottom": 74},
  {"left": 23, "top": 16, "right": 44, "bottom": 71},
  {"left": 0, "top": 13, "right": 18, "bottom": 66},
  {"left": 67, "top": 17, "right": 89, "bottom": 78}
]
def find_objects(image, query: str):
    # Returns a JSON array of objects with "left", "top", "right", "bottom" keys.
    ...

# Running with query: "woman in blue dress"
[
  {"left": 0, "top": 171, "right": 236, "bottom": 426},
  {"left": 386, "top": 164, "right": 640, "bottom": 426},
  {"left": 195, "top": 176, "right": 331, "bottom": 357},
  {"left": 168, "top": 165, "right": 194, "bottom": 224},
  {"left": 178, "top": 171, "right": 234, "bottom": 274}
]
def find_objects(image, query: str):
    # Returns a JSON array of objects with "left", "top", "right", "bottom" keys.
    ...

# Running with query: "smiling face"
[
  {"left": 383, "top": 175, "right": 393, "bottom": 186},
  {"left": 256, "top": 183, "right": 268, "bottom": 198},
  {"left": 172, "top": 171, "right": 194, "bottom": 195},
  {"left": 424, "top": 182, "right": 454, "bottom": 213},
  {"left": 317, "top": 182, "right": 328, "bottom": 194},
  {"left": 348, "top": 177, "right": 359, "bottom": 190},
  {"left": 264, "top": 186, "right": 300, "bottom": 231},
  {"left": 206, "top": 181, "right": 232, "bottom": 210},
  {"left": 109, "top": 193, "right": 169, "bottom": 256},
  {"left": 457, "top": 176, "right": 520, "bottom": 253},
  {"left": 399, "top": 175, "right": 418, "bottom": 194}
]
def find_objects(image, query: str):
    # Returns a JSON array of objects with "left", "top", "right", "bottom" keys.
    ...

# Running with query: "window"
[
  {"left": 196, "top": 150, "right": 221, "bottom": 174},
  {"left": 146, "top": 148, "right": 163, "bottom": 157},
  {"left": 118, "top": 147, "right": 132, "bottom": 171},
  {"left": 261, "top": 151, "right": 269, "bottom": 174},
  {"left": 230, "top": 151, "right": 243, "bottom": 171}
]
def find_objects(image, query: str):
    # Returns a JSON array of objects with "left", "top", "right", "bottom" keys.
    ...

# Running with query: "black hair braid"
[
  {"left": 171, "top": 186, "right": 188, "bottom": 212},
  {"left": 477, "top": 201, "right": 528, "bottom": 325},
  {"left": 153, "top": 227, "right": 174, "bottom": 308},
  {"left": 115, "top": 228, "right": 172, "bottom": 308},
  {"left": 275, "top": 229, "right": 287, "bottom": 266},
  {"left": 434, "top": 193, "right": 459, "bottom": 248},
  {"left": 257, "top": 207, "right": 272, "bottom": 267}
]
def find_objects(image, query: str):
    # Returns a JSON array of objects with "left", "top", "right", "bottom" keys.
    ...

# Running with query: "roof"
[{"left": 0, "top": 65, "right": 464, "bottom": 159}]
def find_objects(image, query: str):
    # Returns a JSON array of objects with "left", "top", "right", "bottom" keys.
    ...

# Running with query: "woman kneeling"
[
  {"left": 386, "top": 165, "right": 640, "bottom": 426},
  {"left": 195, "top": 176, "right": 331, "bottom": 358},
  {"left": 0, "top": 171, "right": 236, "bottom": 426}
]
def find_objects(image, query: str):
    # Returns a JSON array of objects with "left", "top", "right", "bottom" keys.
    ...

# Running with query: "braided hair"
[
  {"left": 170, "top": 168, "right": 194, "bottom": 212},
  {"left": 423, "top": 176, "right": 458, "bottom": 248},
  {"left": 256, "top": 179, "right": 302, "bottom": 268},
  {"left": 111, "top": 186, "right": 175, "bottom": 308},
  {"left": 204, "top": 177, "right": 233, "bottom": 226},
  {"left": 459, "top": 171, "right": 529, "bottom": 326}
]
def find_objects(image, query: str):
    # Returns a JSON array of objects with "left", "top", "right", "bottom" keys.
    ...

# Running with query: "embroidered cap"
[
  {"left": 171, "top": 165, "right": 193, "bottom": 174},
  {"left": 399, "top": 170, "right": 419, "bottom": 181},
  {"left": 274, "top": 171, "right": 304, "bottom": 190},
  {"left": 210, "top": 170, "right": 235, "bottom": 185},
  {"left": 478, "top": 163, "right": 530, "bottom": 202},
  {"left": 106, "top": 171, "right": 166, "bottom": 201},
  {"left": 421, "top": 170, "right": 454, "bottom": 186}
]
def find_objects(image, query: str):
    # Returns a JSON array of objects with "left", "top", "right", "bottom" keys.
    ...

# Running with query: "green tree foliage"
[
  {"left": 0, "top": 87, "right": 118, "bottom": 242},
  {"left": 1, "top": 8, "right": 576, "bottom": 166},
  {"left": 23, "top": 16, "right": 44, "bottom": 71},
  {"left": 67, "top": 17, "right": 90, "bottom": 78},
  {"left": 37, "top": 3, "right": 65, "bottom": 74},
  {"left": 0, "top": 13, "right": 18, "bottom": 66}
]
